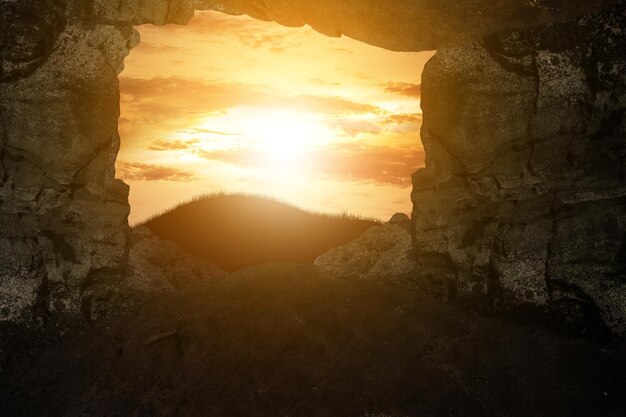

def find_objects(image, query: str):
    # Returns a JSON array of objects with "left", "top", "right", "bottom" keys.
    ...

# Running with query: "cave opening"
[
  {"left": 116, "top": 10, "right": 435, "bottom": 226},
  {"left": 2, "top": 4, "right": 626, "bottom": 413}
]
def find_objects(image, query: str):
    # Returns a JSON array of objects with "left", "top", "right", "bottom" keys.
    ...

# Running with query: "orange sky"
[{"left": 118, "top": 10, "right": 434, "bottom": 225}]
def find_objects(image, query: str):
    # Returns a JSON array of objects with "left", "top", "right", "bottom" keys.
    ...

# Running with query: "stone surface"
[
  {"left": 0, "top": 0, "right": 193, "bottom": 324},
  {"left": 412, "top": 1, "right": 626, "bottom": 337},
  {"left": 3, "top": 264, "right": 626, "bottom": 417},
  {"left": 196, "top": 0, "right": 620, "bottom": 51},
  {"left": 315, "top": 219, "right": 419, "bottom": 287},
  {"left": 127, "top": 226, "right": 226, "bottom": 294},
  {"left": 92, "top": 0, "right": 195, "bottom": 25},
  {"left": 388, "top": 212, "right": 409, "bottom": 224}
]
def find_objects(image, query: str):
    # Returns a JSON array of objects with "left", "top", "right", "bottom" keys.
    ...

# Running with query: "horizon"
[{"left": 134, "top": 191, "right": 385, "bottom": 227}]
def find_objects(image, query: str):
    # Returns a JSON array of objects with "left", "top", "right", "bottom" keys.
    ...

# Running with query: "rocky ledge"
[{"left": 0, "top": 0, "right": 624, "bottom": 340}]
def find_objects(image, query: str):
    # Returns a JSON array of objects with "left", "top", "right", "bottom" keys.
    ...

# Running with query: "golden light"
[
  {"left": 117, "top": 10, "right": 433, "bottom": 223},
  {"left": 192, "top": 106, "right": 336, "bottom": 171},
  {"left": 247, "top": 108, "right": 332, "bottom": 167}
]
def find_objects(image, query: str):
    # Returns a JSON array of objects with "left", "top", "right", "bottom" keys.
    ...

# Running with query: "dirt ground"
[{"left": 1, "top": 264, "right": 625, "bottom": 417}]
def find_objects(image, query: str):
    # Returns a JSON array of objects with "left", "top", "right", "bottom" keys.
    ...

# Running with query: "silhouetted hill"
[{"left": 140, "top": 194, "right": 381, "bottom": 272}]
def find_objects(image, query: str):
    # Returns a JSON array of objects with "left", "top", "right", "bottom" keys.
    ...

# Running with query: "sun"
[
  {"left": 248, "top": 108, "right": 331, "bottom": 165},
  {"left": 193, "top": 106, "right": 335, "bottom": 171}
]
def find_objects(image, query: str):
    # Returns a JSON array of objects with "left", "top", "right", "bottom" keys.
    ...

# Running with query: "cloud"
[
  {"left": 382, "top": 113, "right": 423, "bottom": 124},
  {"left": 314, "top": 143, "right": 425, "bottom": 185},
  {"left": 194, "top": 144, "right": 424, "bottom": 186},
  {"left": 119, "top": 76, "right": 384, "bottom": 124},
  {"left": 116, "top": 161, "right": 197, "bottom": 182},
  {"left": 118, "top": 76, "right": 392, "bottom": 151},
  {"left": 144, "top": 139, "right": 200, "bottom": 151},
  {"left": 328, "top": 119, "right": 382, "bottom": 137},
  {"left": 194, "top": 148, "right": 258, "bottom": 167},
  {"left": 243, "top": 33, "right": 299, "bottom": 51},
  {"left": 189, "top": 128, "right": 243, "bottom": 136},
  {"left": 334, "top": 47, "right": 355, "bottom": 55},
  {"left": 118, "top": 77, "right": 265, "bottom": 134},
  {"left": 381, "top": 113, "right": 423, "bottom": 134},
  {"left": 382, "top": 82, "right": 422, "bottom": 98},
  {"left": 291, "top": 95, "right": 382, "bottom": 116},
  {"left": 140, "top": 11, "right": 302, "bottom": 52},
  {"left": 308, "top": 78, "right": 342, "bottom": 87},
  {"left": 119, "top": 77, "right": 251, "bottom": 107},
  {"left": 133, "top": 41, "right": 185, "bottom": 54},
  {"left": 326, "top": 113, "right": 422, "bottom": 138}
]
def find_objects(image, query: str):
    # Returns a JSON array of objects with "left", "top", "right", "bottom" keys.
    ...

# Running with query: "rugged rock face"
[
  {"left": 0, "top": 0, "right": 194, "bottom": 324},
  {"left": 196, "top": 0, "right": 620, "bottom": 51},
  {"left": 127, "top": 226, "right": 226, "bottom": 294},
  {"left": 0, "top": 0, "right": 624, "bottom": 337},
  {"left": 413, "top": 2, "right": 626, "bottom": 337},
  {"left": 314, "top": 214, "right": 419, "bottom": 287}
]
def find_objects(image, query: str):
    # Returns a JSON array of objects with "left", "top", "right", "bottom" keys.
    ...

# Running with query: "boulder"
[
  {"left": 314, "top": 217, "right": 418, "bottom": 287},
  {"left": 126, "top": 226, "right": 226, "bottom": 294}
]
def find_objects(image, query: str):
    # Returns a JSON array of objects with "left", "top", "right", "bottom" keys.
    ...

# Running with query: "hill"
[{"left": 140, "top": 193, "right": 381, "bottom": 272}]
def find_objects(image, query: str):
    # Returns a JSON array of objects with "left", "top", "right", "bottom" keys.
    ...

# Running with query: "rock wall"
[
  {"left": 0, "top": 0, "right": 194, "bottom": 323},
  {"left": 0, "top": 0, "right": 624, "bottom": 336},
  {"left": 413, "top": 2, "right": 626, "bottom": 337},
  {"left": 195, "top": 0, "right": 619, "bottom": 51}
]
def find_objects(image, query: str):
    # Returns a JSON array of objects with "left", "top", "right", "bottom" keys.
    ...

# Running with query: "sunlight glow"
[
  {"left": 239, "top": 107, "right": 333, "bottom": 168},
  {"left": 179, "top": 106, "right": 338, "bottom": 172},
  {"left": 117, "top": 10, "right": 434, "bottom": 224}
]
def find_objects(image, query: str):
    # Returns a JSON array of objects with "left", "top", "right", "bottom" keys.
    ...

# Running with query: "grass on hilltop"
[{"left": 138, "top": 192, "right": 382, "bottom": 272}]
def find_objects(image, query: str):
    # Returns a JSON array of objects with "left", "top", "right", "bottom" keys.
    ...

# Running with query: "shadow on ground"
[{"left": 1, "top": 264, "right": 625, "bottom": 417}]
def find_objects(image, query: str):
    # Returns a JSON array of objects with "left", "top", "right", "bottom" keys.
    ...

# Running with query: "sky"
[{"left": 117, "top": 10, "right": 434, "bottom": 225}]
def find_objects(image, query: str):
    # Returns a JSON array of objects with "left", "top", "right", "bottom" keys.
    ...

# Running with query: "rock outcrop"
[
  {"left": 127, "top": 226, "right": 226, "bottom": 294},
  {"left": 315, "top": 214, "right": 420, "bottom": 288},
  {"left": 0, "top": 0, "right": 624, "bottom": 338},
  {"left": 0, "top": 0, "right": 194, "bottom": 324},
  {"left": 196, "top": 0, "right": 620, "bottom": 51},
  {"left": 413, "top": 2, "right": 626, "bottom": 337}
]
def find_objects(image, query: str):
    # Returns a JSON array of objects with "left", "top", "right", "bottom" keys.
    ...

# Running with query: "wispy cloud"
[
  {"left": 381, "top": 113, "right": 423, "bottom": 134},
  {"left": 116, "top": 161, "right": 197, "bottom": 182},
  {"left": 133, "top": 41, "right": 185, "bottom": 54},
  {"left": 193, "top": 144, "right": 424, "bottom": 186},
  {"left": 290, "top": 95, "right": 382, "bottom": 116},
  {"left": 139, "top": 11, "right": 304, "bottom": 52},
  {"left": 328, "top": 119, "right": 383, "bottom": 137},
  {"left": 189, "top": 128, "right": 243, "bottom": 136},
  {"left": 308, "top": 78, "right": 342, "bottom": 87},
  {"left": 382, "top": 82, "right": 422, "bottom": 98},
  {"left": 382, "top": 113, "right": 423, "bottom": 124},
  {"left": 119, "top": 77, "right": 255, "bottom": 108},
  {"left": 119, "top": 76, "right": 386, "bottom": 131},
  {"left": 144, "top": 139, "right": 200, "bottom": 151},
  {"left": 314, "top": 143, "right": 425, "bottom": 185}
]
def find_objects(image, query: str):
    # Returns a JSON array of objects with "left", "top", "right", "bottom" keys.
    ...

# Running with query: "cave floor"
[{"left": 1, "top": 264, "right": 625, "bottom": 417}]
